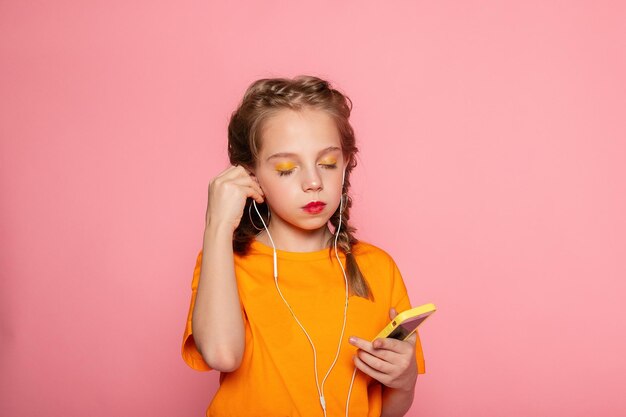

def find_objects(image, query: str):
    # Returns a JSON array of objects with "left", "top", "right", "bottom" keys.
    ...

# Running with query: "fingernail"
[{"left": 349, "top": 337, "right": 356, "bottom": 344}]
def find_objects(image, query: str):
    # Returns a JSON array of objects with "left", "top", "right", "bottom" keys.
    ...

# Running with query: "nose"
[{"left": 302, "top": 167, "right": 323, "bottom": 192}]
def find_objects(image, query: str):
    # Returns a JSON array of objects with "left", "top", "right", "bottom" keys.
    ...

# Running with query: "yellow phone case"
[{"left": 374, "top": 303, "right": 437, "bottom": 341}]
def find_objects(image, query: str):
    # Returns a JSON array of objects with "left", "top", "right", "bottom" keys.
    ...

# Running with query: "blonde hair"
[{"left": 227, "top": 75, "right": 372, "bottom": 299}]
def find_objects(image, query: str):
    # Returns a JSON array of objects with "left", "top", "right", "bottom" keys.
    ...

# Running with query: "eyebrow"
[{"left": 266, "top": 146, "right": 341, "bottom": 162}]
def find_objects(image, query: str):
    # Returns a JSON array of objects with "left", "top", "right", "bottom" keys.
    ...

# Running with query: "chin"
[{"left": 291, "top": 217, "right": 332, "bottom": 232}]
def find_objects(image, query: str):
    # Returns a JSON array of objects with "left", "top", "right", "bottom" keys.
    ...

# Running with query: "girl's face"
[{"left": 254, "top": 108, "right": 346, "bottom": 235}]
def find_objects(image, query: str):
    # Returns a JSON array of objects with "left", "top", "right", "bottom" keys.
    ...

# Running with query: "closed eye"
[{"left": 277, "top": 169, "right": 295, "bottom": 176}]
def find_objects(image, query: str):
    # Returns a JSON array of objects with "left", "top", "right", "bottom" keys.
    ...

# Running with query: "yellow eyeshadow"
[
  {"left": 275, "top": 161, "right": 296, "bottom": 171},
  {"left": 319, "top": 158, "right": 337, "bottom": 165}
]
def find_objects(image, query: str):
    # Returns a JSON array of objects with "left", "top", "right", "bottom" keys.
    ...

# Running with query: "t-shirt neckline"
[{"left": 250, "top": 239, "right": 344, "bottom": 261}]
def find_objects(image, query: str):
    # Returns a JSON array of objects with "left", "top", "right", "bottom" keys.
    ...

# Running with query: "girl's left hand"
[{"left": 348, "top": 308, "right": 418, "bottom": 391}]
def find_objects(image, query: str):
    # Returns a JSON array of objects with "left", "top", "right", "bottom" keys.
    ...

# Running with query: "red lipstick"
[{"left": 303, "top": 201, "right": 326, "bottom": 214}]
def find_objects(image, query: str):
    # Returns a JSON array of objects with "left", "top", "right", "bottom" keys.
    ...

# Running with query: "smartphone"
[{"left": 374, "top": 303, "right": 437, "bottom": 341}]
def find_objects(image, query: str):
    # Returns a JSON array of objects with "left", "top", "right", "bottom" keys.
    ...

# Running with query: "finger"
[
  {"left": 348, "top": 336, "right": 376, "bottom": 355},
  {"left": 234, "top": 169, "right": 263, "bottom": 191},
  {"left": 215, "top": 165, "right": 244, "bottom": 180},
  {"left": 226, "top": 167, "right": 265, "bottom": 197},
  {"left": 226, "top": 176, "right": 264, "bottom": 198},
  {"left": 246, "top": 173, "right": 265, "bottom": 196},
  {"left": 353, "top": 355, "right": 389, "bottom": 385},
  {"left": 209, "top": 179, "right": 264, "bottom": 205},
  {"left": 232, "top": 177, "right": 265, "bottom": 196},
  {"left": 248, "top": 188, "right": 265, "bottom": 204},
  {"left": 215, "top": 165, "right": 258, "bottom": 186},
  {"left": 351, "top": 337, "right": 400, "bottom": 363},
  {"left": 209, "top": 168, "right": 245, "bottom": 191},
  {"left": 389, "top": 308, "right": 398, "bottom": 320},
  {"left": 371, "top": 337, "right": 413, "bottom": 354},
  {"left": 405, "top": 332, "right": 417, "bottom": 346},
  {"left": 356, "top": 349, "right": 393, "bottom": 374},
  {"left": 249, "top": 184, "right": 265, "bottom": 202}
]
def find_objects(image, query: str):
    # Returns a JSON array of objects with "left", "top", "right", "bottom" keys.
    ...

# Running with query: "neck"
[{"left": 256, "top": 224, "right": 333, "bottom": 253}]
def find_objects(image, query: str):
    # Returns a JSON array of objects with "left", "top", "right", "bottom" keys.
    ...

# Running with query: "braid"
[{"left": 327, "top": 193, "right": 373, "bottom": 300}]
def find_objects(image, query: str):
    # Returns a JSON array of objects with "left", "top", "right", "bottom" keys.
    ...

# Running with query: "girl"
[{"left": 182, "top": 76, "right": 426, "bottom": 417}]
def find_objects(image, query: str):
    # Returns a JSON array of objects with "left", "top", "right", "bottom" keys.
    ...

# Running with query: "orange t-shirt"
[{"left": 182, "top": 240, "right": 426, "bottom": 417}]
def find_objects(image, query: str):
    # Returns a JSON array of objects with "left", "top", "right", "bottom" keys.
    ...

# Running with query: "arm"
[
  {"left": 191, "top": 223, "right": 245, "bottom": 372},
  {"left": 191, "top": 166, "right": 264, "bottom": 372},
  {"left": 380, "top": 378, "right": 416, "bottom": 417}
]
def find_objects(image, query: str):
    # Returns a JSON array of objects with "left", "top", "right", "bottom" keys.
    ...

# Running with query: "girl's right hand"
[{"left": 205, "top": 165, "right": 265, "bottom": 232}]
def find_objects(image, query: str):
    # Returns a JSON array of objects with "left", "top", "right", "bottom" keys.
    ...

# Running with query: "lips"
[{"left": 303, "top": 201, "right": 326, "bottom": 214}]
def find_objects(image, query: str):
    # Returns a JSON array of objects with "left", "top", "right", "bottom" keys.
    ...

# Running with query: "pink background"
[{"left": 1, "top": 1, "right": 625, "bottom": 416}]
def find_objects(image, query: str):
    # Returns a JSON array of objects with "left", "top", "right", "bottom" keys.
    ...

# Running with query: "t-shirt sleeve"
[
  {"left": 181, "top": 251, "right": 212, "bottom": 371},
  {"left": 389, "top": 258, "right": 427, "bottom": 374}
]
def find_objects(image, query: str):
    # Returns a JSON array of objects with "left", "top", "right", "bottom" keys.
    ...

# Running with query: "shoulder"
[
  {"left": 352, "top": 240, "right": 395, "bottom": 261},
  {"left": 351, "top": 240, "right": 399, "bottom": 273},
  {"left": 351, "top": 241, "right": 410, "bottom": 306}
]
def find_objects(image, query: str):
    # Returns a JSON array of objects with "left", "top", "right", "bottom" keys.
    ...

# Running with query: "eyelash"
[{"left": 277, "top": 163, "right": 337, "bottom": 177}]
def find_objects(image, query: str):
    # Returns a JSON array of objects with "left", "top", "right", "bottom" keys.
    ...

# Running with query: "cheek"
[
  {"left": 257, "top": 176, "right": 292, "bottom": 203},
  {"left": 328, "top": 173, "right": 344, "bottom": 193}
]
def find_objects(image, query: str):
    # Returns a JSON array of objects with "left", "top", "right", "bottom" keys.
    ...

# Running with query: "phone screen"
[{"left": 387, "top": 314, "right": 430, "bottom": 340}]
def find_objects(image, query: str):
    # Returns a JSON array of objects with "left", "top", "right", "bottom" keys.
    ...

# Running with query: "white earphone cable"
[{"left": 251, "top": 168, "right": 357, "bottom": 416}]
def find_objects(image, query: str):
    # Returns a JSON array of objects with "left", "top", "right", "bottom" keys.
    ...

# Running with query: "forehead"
[{"left": 258, "top": 108, "right": 342, "bottom": 159}]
